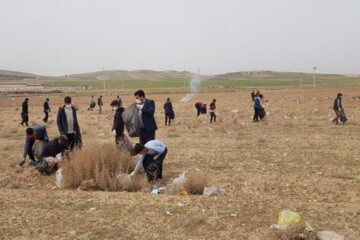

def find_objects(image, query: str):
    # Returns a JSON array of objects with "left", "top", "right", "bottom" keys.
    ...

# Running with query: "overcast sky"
[{"left": 1, "top": 0, "right": 359, "bottom": 76}]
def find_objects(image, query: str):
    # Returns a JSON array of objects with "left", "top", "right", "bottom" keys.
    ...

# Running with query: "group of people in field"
[
  {"left": 18, "top": 90, "right": 347, "bottom": 183},
  {"left": 18, "top": 90, "right": 169, "bottom": 184}
]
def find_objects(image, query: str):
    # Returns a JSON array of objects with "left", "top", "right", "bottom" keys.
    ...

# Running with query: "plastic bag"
[
  {"left": 122, "top": 103, "right": 142, "bottom": 137},
  {"left": 55, "top": 169, "right": 62, "bottom": 188},
  {"left": 317, "top": 231, "right": 344, "bottom": 240},
  {"left": 166, "top": 172, "right": 187, "bottom": 194},
  {"left": 32, "top": 140, "right": 45, "bottom": 161},
  {"left": 203, "top": 186, "right": 225, "bottom": 196},
  {"left": 277, "top": 210, "right": 301, "bottom": 225}
]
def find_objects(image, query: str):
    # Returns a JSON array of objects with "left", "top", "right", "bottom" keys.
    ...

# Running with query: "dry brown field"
[{"left": 0, "top": 88, "right": 359, "bottom": 239}]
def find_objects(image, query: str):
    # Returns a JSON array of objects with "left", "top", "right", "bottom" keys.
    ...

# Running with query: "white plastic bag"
[
  {"left": 317, "top": 231, "right": 344, "bottom": 240},
  {"left": 203, "top": 186, "right": 225, "bottom": 196},
  {"left": 55, "top": 168, "right": 62, "bottom": 188}
]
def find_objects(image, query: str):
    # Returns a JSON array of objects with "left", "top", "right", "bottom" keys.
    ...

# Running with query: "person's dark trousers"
[
  {"left": 210, "top": 112, "right": 216, "bottom": 123},
  {"left": 21, "top": 113, "right": 29, "bottom": 126},
  {"left": 27, "top": 138, "right": 36, "bottom": 161},
  {"left": 43, "top": 111, "right": 49, "bottom": 123},
  {"left": 197, "top": 109, "right": 201, "bottom": 117},
  {"left": 139, "top": 130, "right": 155, "bottom": 145},
  {"left": 142, "top": 148, "right": 167, "bottom": 182},
  {"left": 66, "top": 133, "right": 75, "bottom": 151},
  {"left": 165, "top": 114, "right": 171, "bottom": 126},
  {"left": 253, "top": 107, "right": 260, "bottom": 122}
]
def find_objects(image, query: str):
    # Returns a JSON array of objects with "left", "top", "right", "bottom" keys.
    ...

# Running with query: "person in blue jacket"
[
  {"left": 134, "top": 90, "right": 158, "bottom": 145},
  {"left": 57, "top": 96, "right": 81, "bottom": 150},
  {"left": 253, "top": 93, "right": 262, "bottom": 122},
  {"left": 18, "top": 125, "right": 48, "bottom": 167}
]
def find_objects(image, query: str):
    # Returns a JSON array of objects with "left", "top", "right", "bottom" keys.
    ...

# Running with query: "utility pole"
[{"left": 313, "top": 66, "right": 317, "bottom": 88}]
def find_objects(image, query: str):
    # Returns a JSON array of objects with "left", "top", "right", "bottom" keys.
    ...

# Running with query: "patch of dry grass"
[
  {"left": 61, "top": 141, "right": 144, "bottom": 192},
  {"left": 184, "top": 170, "right": 208, "bottom": 195}
]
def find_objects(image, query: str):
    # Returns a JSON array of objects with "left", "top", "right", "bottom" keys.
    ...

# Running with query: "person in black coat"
[
  {"left": 134, "top": 90, "right": 158, "bottom": 145},
  {"left": 41, "top": 135, "right": 69, "bottom": 158},
  {"left": 163, "top": 98, "right": 173, "bottom": 126},
  {"left": 43, "top": 98, "right": 51, "bottom": 123},
  {"left": 21, "top": 98, "right": 29, "bottom": 126},
  {"left": 110, "top": 100, "right": 125, "bottom": 144},
  {"left": 56, "top": 96, "right": 81, "bottom": 151}
]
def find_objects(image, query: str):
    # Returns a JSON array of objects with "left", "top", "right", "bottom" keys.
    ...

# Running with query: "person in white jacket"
[{"left": 130, "top": 140, "right": 167, "bottom": 182}]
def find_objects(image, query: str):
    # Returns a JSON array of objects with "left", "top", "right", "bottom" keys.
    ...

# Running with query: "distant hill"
[
  {"left": 0, "top": 70, "right": 40, "bottom": 81},
  {"left": 0, "top": 69, "right": 353, "bottom": 82},
  {"left": 66, "top": 70, "right": 193, "bottom": 81}
]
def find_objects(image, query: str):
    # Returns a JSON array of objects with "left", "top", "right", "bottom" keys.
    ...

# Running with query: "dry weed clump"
[
  {"left": 184, "top": 171, "right": 208, "bottom": 194},
  {"left": 167, "top": 171, "right": 208, "bottom": 195},
  {"left": 61, "top": 141, "right": 144, "bottom": 192},
  {"left": 269, "top": 223, "right": 318, "bottom": 240}
]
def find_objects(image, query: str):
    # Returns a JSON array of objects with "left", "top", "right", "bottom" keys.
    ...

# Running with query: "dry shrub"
[
  {"left": 184, "top": 171, "right": 208, "bottom": 195},
  {"left": 269, "top": 223, "right": 318, "bottom": 240},
  {"left": 61, "top": 141, "right": 144, "bottom": 192}
]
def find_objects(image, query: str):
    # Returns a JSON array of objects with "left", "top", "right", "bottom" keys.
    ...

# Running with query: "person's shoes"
[
  {"left": 29, "top": 160, "right": 38, "bottom": 166},
  {"left": 20, "top": 122, "right": 24, "bottom": 126}
]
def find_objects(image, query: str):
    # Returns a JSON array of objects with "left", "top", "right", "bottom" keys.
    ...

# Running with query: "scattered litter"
[
  {"left": 117, "top": 173, "right": 131, "bottom": 184},
  {"left": 278, "top": 210, "right": 301, "bottom": 225},
  {"left": 55, "top": 169, "right": 62, "bottom": 188},
  {"left": 284, "top": 115, "right": 290, "bottom": 119},
  {"left": 178, "top": 187, "right": 188, "bottom": 196},
  {"left": 317, "top": 231, "right": 344, "bottom": 240},
  {"left": 203, "top": 186, "right": 225, "bottom": 196},
  {"left": 151, "top": 188, "right": 159, "bottom": 195},
  {"left": 230, "top": 213, "right": 237, "bottom": 217},
  {"left": 165, "top": 211, "right": 173, "bottom": 216},
  {"left": 231, "top": 109, "right": 239, "bottom": 113},
  {"left": 89, "top": 207, "right": 96, "bottom": 211},
  {"left": 176, "top": 202, "right": 184, "bottom": 207},
  {"left": 166, "top": 172, "right": 187, "bottom": 193}
]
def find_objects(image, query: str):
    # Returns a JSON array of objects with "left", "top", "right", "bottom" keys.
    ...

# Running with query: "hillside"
[{"left": 0, "top": 70, "right": 40, "bottom": 81}]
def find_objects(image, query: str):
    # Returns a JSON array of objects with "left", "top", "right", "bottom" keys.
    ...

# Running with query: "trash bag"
[
  {"left": 170, "top": 111, "right": 175, "bottom": 120},
  {"left": 32, "top": 140, "right": 45, "bottom": 161},
  {"left": 201, "top": 104, "right": 207, "bottom": 114},
  {"left": 317, "top": 231, "right": 344, "bottom": 240},
  {"left": 259, "top": 107, "right": 266, "bottom": 119},
  {"left": 203, "top": 186, "right": 225, "bottom": 196},
  {"left": 122, "top": 103, "right": 142, "bottom": 138},
  {"left": 339, "top": 111, "right": 347, "bottom": 123},
  {"left": 277, "top": 210, "right": 301, "bottom": 225},
  {"left": 74, "top": 131, "right": 82, "bottom": 149},
  {"left": 55, "top": 169, "right": 62, "bottom": 188}
]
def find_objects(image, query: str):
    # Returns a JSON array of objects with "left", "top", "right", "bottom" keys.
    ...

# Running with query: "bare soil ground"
[{"left": 0, "top": 88, "right": 359, "bottom": 239}]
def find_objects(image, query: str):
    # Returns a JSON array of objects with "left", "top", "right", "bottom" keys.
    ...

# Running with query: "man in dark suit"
[
  {"left": 43, "top": 98, "right": 51, "bottom": 123},
  {"left": 134, "top": 90, "right": 158, "bottom": 145},
  {"left": 57, "top": 96, "right": 81, "bottom": 151},
  {"left": 21, "top": 98, "right": 29, "bottom": 126}
]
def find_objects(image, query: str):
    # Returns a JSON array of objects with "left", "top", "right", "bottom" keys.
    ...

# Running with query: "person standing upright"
[
  {"left": 57, "top": 96, "right": 80, "bottom": 150},
  {"left": 21, "top": 98, "right": 29, "bottom": 126},
  {"left": 98, "top": 96, "right": 103, "bottom": 114},
  {"left": 134, "top": 90, "right": 158, "bottom": 145},
  {"left": 332, "top": 93, "right": 347, "bottom": 124},
  {"left": 163, "top": 97, "right": 173, "bottom": 126},
  {"left": 253, "top": 93, "right": 261, "bottom": 122},
  {"left": 209, "top": 99, "right": 217, "bottom": 123},
  {"left": 88, "top": 96, "right": 95, "bottom": 111},
  {"left": 43, "top": 98, "right": 51, "bottom": 123}
]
